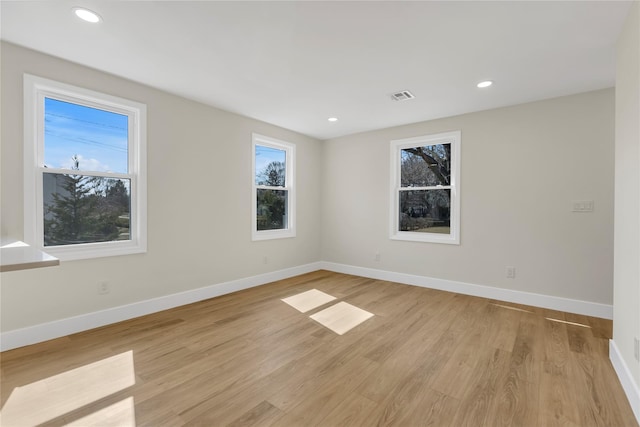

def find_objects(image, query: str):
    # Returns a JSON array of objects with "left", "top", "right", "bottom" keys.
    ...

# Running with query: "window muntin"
[
  {"left": 252, "top": 134, "right": 295, "bottom": 240},
  {"left": 390, "top": 131, "right": 460, "bottom": 244},
  {"left": 24, "top": 75, "right": 146, "bottom": 260}
]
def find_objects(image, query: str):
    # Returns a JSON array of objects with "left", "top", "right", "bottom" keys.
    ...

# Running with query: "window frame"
[
  {"left": 389, "top": 130, "right": 461, "bottom": 244},
  {"left": 23, "top": 74, "right": 147, "bottom": 260},
  {"left": 251, "top": 133, "right": 296, "bottom": 241}
]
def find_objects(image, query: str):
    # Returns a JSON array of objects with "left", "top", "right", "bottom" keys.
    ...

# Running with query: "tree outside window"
[
  {"left": 390, "top": 131, "right": 460, "bottom": 244},
  {"left": 24, "top": 74, "right": 146, "bottom": 260},
  {"left": 252, "top": 134, "right": 295, "bottom": 240}
]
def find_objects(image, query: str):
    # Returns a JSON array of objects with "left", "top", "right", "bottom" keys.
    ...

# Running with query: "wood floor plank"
[
  {"left": 0, "top": 271, "right": 636, "bottom": 427},
  {"left": 274, "top": 355, "right": 378, "bottom": 425},
  {"left": 485, "top": 364, "right": 539, "bottom": 426},
  {"left": 539, "top": 317, "right": 582, "bottom": 426},
  {"left": 483, "top": 302, "right": 523, "bottom": 352},
  {"left": 226, "top": 400, "right": 284, "bottom": 427},
  {"left": 312, "top": 392, "right": 378, "bottom": 427},
  {"left": 395, "top": 389, "right": 460, "bottom": 427},
  {"left": 586, "top": 315, "right": 614, "bottom": 339},
  {"left": 430, "top": 334, "right": 485, "bottom": 399},
  {"left": 451, "top": 347, "right": 513, "bottom": 426},
  {"left": 509, "top": 314, "right": 545, "bottom": 384},
  {"left": 362, "top": 331, "right": 460, "bottom": 426}
]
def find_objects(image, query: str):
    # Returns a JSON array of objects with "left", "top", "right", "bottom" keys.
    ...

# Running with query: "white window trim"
[
  {"left": 24, "top": 74, "right": 147, "bottom": 260},
  {"left": 389, "top": 130, "right": 461, "bottom": 244},
  {"left": 251, "top": 133, "right": 296, "bottom": 241}
]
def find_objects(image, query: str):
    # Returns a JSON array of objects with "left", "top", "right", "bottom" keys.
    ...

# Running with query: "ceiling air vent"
[{"left": 390, "top": 90, "right": 415, "bottom": 101}]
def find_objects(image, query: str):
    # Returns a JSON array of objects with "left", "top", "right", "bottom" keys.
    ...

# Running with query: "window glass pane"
[
  {"left": 399, "top": 189, "right": 450, "bottom": 234},
  {"left": 257, "top": 189, "right": 288, "bottom": 230},
  {"left": 255, "top": 145, "right": 286, "bottom": 186},
  {"left": 44, "top": 98, "right": 129, "bottom": 173},
  {"left": 43, "top": 172, "right": 131, "bottom": 246},
  {"left": 400, "top": 143, "right": 451, "bottom": 187}
]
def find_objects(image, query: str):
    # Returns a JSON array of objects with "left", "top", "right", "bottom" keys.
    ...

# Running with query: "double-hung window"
[
  {"left": 24, "top": 75, "right": 147, "bottom": 260},
  {"left": 390, "top": 131, "right": 460, "bottom": 244},
  {"left": 252, "top": 134, "right": 295, "bottom": 240}
]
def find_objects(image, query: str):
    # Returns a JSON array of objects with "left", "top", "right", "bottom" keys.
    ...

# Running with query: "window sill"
[
  {"left": 0, "top": 239, "right": 60, "bottom": 272},
  {"left": 390, "top": 232, "right": 460, "bottom": 245},
  {"left": 42, "top": 240, "right": 146, "bottom": 261},
  {"left": 252, "top": 229, "right": 296, "bottom": 241}
]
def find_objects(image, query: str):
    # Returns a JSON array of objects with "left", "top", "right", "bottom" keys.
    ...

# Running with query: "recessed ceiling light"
[
  {"left": 328, "top": 117, "right": 338, "bottom": 122},
  {"left": 477, "top": 80, "right": 493, "bottom": 88},
  {"left": 73, "top": 7, "right": 102, "bottom": 23}
]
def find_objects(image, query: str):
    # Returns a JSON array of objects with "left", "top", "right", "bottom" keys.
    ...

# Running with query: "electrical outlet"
[
  {"left": 506, "top": 266, "right": 516, "bottom": 279},
  {"left": 634, "top": 337, "right": 639, "bottom": 362},
  {"left": 263, "top": 256, "right": 269, "bottom": 265},
  {"left": 374, "top": 252, "right": 381, "bottom": 262},
  {"left": 97, "top": 281, "right": 110, "bottom": 295}
]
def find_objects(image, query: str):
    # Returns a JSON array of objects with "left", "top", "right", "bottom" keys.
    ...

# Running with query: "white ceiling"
[{"left": 1, "top": 1, "right": 633, "bottom": 140}]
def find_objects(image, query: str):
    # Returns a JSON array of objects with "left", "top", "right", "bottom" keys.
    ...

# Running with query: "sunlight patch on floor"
[
  {"left": 65, "top": 396, "right": 136, "bottom": 427},
  {"left": 310, "top": 302, "right": 374, "bottom": 335},
  {"left": 545, "top": 317, "right": 591, "bottom": 328},
  {"left": 281, "top": 289, "right": 336, "bottom": 313},
  {"left": 490, "top": 303, "right": 532, "bottom": 313},
  {"left": 0, "top": 351, "right": 135, "bottom": 426}
]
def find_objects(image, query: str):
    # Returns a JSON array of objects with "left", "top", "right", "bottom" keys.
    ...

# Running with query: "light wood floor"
[{"left": 1, "top": 270, "right": 637, "bottom": 426}]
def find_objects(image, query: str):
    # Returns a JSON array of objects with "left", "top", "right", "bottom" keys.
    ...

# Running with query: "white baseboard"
[
  {"left": 0, "top": 262, "right": 323, "bottom": 352},
  {"left": 610, "top": 340, "right": 640, "bottom": 424},
  {"left": 319, "top": 262, "right": 613, "bottom": 319}
]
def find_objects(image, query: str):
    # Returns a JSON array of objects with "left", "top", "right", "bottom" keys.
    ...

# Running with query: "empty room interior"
[{"left": 1, "top": 1, "right": 640, "bottom": 426}]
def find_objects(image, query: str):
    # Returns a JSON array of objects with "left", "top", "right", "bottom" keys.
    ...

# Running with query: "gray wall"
[
  {"left": 1, "top": 42, "right": 322, "bottom": 331},
  {"left": 321, "top": 89, "right": 615, "bottom": 305}
]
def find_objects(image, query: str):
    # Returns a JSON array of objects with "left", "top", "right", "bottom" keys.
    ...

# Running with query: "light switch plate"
[{"left": 572, "top": 200, "right": 594, "bottom": 212}]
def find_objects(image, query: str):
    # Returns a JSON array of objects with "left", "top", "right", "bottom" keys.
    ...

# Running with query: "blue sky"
[
  {"left": 255, "top": 145, "right": 285, "bottom": 184},
  {"left": 44, "top": 98, "right": 128, "bottom": 173}
]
